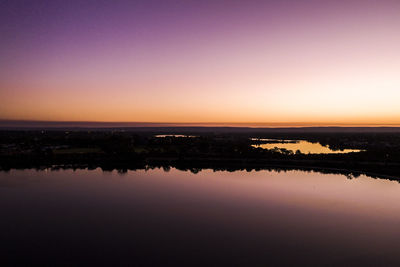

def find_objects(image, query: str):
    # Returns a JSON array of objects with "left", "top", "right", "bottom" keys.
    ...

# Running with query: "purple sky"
[{"left": 1, "top": 0, "right": 400, "bottom": 124}]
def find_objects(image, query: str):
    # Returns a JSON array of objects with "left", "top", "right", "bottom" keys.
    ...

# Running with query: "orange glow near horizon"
[{"left": 1, "top": 1, "right": 400, "bottom": 125}]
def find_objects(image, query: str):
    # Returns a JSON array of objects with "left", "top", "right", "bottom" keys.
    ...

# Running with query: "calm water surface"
[
  {"left": 1, "top": 168, "right": 400, "bottom": 266},
  {"left": 252, "top": 139, "right": 363, "bottom": 154}
]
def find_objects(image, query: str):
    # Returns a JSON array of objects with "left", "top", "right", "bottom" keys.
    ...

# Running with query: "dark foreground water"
[{"left": 1, "top": 168, "right": 400, "bottom": 266}]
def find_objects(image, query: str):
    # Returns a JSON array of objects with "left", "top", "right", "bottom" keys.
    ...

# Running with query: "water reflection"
[
  {"left": 252, "top": 138, "right": 363, "bottom": 154},
  {"left": 1, "top": 168, "right": 400, "bottom": 266}
]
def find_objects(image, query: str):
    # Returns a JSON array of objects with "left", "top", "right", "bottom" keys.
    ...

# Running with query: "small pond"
[
  {"left": 251, "top": 138, "right": 363, "bottom": 154},
  {"left": 154, "top": 134, "right": 197, "bottom": 138}
]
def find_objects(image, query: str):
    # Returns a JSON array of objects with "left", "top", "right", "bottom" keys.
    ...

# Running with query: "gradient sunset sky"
[{"left": 1, "top": 0, "right": 400, "bottom": 125}]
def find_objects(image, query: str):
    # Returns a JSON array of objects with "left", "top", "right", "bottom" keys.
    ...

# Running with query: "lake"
[
  {"left": 1, "top": 168, "right": 400, "bottom": 266},
  {"left": 252, "top": 139, "right": 363, "bottom": 154}
]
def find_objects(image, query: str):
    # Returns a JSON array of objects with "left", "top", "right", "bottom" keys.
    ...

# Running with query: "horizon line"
[{"left": 1, "top": 119, "right": 400, "bottom": 128}]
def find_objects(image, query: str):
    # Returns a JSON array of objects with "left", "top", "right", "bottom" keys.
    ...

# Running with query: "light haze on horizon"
[{"left": 1, "top": 0, "right": 400, "bottom": 124}]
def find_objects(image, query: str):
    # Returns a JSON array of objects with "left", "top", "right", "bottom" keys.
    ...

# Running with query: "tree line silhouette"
[{"left": 1, "top": 129, "right": 400, "bottom": 180}]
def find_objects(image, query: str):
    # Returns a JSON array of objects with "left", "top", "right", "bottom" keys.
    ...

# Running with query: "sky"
[{"left": 1, "top": 0, "right": 400, "bottom": 125}]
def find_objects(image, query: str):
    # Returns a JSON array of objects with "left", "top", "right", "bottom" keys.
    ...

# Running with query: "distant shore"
[{"left": 1, "top": 129, "right": 400, "bottom": 182}]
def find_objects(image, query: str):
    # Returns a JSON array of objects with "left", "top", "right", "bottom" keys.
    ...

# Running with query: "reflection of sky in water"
[
  {"left": 1, "top": 168, "right": 400, "bottom": 265},
  {"left": 252, "top": 139, "right": 363, "bottom": 154}
]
